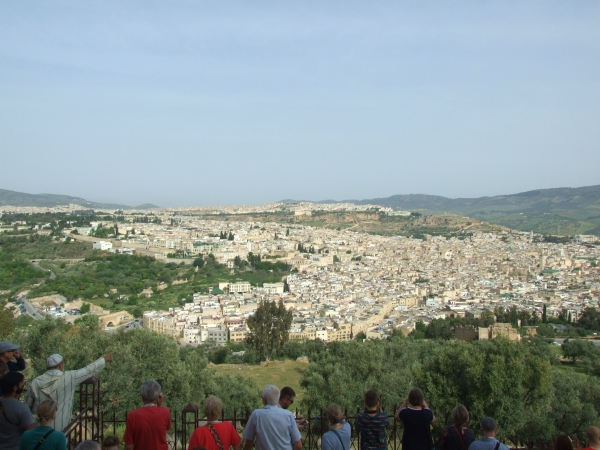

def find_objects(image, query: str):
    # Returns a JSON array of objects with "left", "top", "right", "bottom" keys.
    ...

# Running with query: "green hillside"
[{"left": 353, "top": 185, "right": 600, "bottom": 236}]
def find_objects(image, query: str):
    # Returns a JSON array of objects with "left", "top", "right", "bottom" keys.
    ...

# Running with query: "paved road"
[
  {"left": 30, "top": 260, "right": 55, "bottom": 280},
  {"left": 22, "top": 297, "right": 45, "bottom": 320},
  {"left": 553, "top": 338, "right": 600, "bottom": 347}
]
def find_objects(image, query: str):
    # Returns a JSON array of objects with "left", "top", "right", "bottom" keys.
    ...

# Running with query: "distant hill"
[
  {"left": 134, "top": 203, "right": 160, "bottom": 209},
  {"left": 0, "top": 189, "right": 158, "bottom": 210},
  {"left": 282, "top": 185, "right": 600, "bottom": 236},
  {"left": 350, "top": 185, "right": 600, "bottom": 236}
]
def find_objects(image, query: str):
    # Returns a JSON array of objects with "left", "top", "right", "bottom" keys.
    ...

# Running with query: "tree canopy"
[{"left": 246, "top": 299, "right": 293, "bottom": 361}]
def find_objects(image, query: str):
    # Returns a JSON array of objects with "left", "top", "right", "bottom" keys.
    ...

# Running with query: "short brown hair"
[
  {"left": 280, "top": 386, "right": 296, "bottom": 400},
  {"left": 364, "top": 389, "right": 379, "bottom": 408},
  {"left": 408, "top": 388, "right": 424, "bottom": 407},
  {"left": 203, "top": 395, "right": 223, "bottom": 421},
  {"left": 452, "top": 405, "right": 469, "bottom": 427},
  {"left": 103, "top": 435, "right": 120, "bottom": 448}
]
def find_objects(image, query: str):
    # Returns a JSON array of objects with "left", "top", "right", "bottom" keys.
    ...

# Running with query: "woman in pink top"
[{"left": 188, "top": 396, "right": 241, "bottom": 450}]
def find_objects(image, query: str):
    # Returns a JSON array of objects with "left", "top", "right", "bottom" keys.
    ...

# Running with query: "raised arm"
[{"left": 69, "top": 353, "right": 112, "bottom": 384}]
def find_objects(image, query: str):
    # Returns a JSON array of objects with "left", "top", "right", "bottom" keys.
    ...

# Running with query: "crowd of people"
[{"left": 1, "top": 339, "right": 598, "bottom": 450}]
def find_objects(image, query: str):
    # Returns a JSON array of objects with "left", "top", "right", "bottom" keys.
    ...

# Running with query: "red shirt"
[
  {"left": 188, "top": 422, "right": 241, "bottom": 450},
  {"left": 124, "top": 406, "right": 171, "bottom": 450}
]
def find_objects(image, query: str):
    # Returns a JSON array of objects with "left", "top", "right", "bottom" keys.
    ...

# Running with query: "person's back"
[
  {"left": 188, "top": 396, "right": 241, "bottom": 450},
  {"left": 19, "top": 399, "right": 66, "bottom": 450},
  {"left": 124, "top": 406, "right": 171, "bottom": 450},
  {"left": 244, "top": 405, "right": 300, "bottom": 449},
  {"left": 26, "top": 353, "right": 110, "bottom": 431},
  {"left": 356, "top": 390, "right": 389, "bottom": 450},
  {"left": 437, "top": 405, "right": 474, "bottom": 450},
  {"left": 242, "top": 385, "right": 301, "bottom": 450},
  {"left": 0, "top": 372, "right": 35, "bottom": 450},
  {"left": 123, "top": 380, "right": 171, "bottom": 450},
  {"left": 322, "top": 404, "right": 351, "bottom": 450},
  {"left": 468, "top": 418, "right": 509, "bottom": 450}
]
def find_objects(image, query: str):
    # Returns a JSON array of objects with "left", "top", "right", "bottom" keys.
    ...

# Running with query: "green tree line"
[
  {"left": 296, "top": 336, "right": 600, "bottom": 443},
  {"left": 8, "top": 316, "right": 260, "bottom": 417}
]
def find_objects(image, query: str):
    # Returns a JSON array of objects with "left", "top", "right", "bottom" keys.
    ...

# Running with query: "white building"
[
  {"left": 228, "top": 281, "right": 251, "bottom": 293},
  {"left": 263, "top": 282, "right": 285, "bottom": 295},
  {"left": 92, "top": 241, "right": 113, "bottom": 251}
]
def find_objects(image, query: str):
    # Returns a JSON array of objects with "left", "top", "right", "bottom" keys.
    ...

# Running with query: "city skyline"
[{"left": 1, "top": 1, "right": 599, "bottom": 207}]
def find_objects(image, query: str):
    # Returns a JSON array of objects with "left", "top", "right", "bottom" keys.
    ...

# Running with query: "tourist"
[
  {"left": 0, "top": 342, "right": 25, "bottom": 372},
  {"left": 321, "top": 403, "right": 351, "bottom": 450},
  {"left": 467, "top": 417, "right": 509, "bottom": 450},
  {"left": 123, "top": 380, "right": 171, "bottom": 450},
  {"left": 243, "top": 385, "right": 302, "bottom": 450},
  {"left": 26, "top": 352, "right": 112, "bottom": 431},
  {"left": 279, "top": 387, "right": 296, "bottom": 409},
  {"left": 74, "top": 442, "right": 101, "bottom": 450},
  {"left": 583, "top": 427, "right": 600, "bottom": 450},
  {"left": 187, "top": 395, "right": 241, "bottom": 450},
  {"left": 395, "top": 388, "right": 436, "bottom": 450},
  {"left": 435, "top": 405, "right": 475, "bottom": 450},
  {"left": 279, "top": 386, "right": 308, "bottom": 430},
  {"left": 356, "top": 389, "right": 389, "bottom": 450},
  {"left": 0, "top": 371, "right": 35, "bottom": 450},
  {"left": 553, "top": 435, "right": 573, "bottom": 450},
  {"left": 102, "top": 435, "right": 120, "bottom": 450},
  {"left": 19, "top": 399, "right": 67, "bottom": 450}
]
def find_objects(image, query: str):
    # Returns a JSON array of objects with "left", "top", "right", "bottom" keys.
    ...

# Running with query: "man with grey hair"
[
  {"left": 25, "top": 352, "right": 113, "bottom": 431},
  {"left": 74, "top": 440, "right": 101, "bottom": 450},
  {"left": 123, "top": 380, "right": 171, "bottom": 450},
  {"left": 468, "top": 417, "right": 509, "bottom": 450},
  {"left": 243, "top": 385, "right": 302, "bottom": 450}
]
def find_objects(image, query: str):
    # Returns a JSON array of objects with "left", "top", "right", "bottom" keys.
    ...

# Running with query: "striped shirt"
[{"left": 25, "top": 357, "right": 105, "bottom": 432}]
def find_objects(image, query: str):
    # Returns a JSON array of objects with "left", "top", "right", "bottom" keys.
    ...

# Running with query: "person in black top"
[
  {"left": 395, "top": 388, "right": 437, "bottom": 450},
  {"left": 436, "top": 405, "right": 475, "bottom": 450}
]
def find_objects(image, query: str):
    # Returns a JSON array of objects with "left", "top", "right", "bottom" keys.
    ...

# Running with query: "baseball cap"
[{"left": 0, "top": 341, "right": 20, "bottom": 353}]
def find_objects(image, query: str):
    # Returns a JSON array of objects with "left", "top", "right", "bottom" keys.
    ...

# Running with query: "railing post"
[
  {"left": 181, "top": 403, "right": 199, "bottom": 449},
  {"left": 356, "top": 407, "right": 361, "bottom": 450},
  {"left": 392, "top": 404, "right": 397, "bottom": 450},
  {"left": 307, "top": 408, "right": 312, "bottom": 450}
]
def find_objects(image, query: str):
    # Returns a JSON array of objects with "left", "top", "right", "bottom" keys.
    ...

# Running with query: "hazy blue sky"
[{"left": 1, "top": 1, "right": 599, "bottom": 207}]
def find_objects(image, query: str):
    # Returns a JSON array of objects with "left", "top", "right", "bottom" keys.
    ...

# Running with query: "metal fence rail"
[{"left": 65, "top": 379, "right": 561, "bottom": 450}]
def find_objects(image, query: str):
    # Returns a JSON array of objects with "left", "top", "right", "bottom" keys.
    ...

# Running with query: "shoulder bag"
[
  {"left": 331, "top": 427, "right": 347, "bottom": 450},
  {"left": 453, "top": 426, "right": 468, "bottom": 450},
  {"left": 206, "top": 422, "right": 225, "bottom": 450},
  {"left": 33, "top": 429, "right": 55, "bottom": 450}
]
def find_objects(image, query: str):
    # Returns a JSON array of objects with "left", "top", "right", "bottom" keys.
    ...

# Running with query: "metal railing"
[{"left": 64, "top": 379, "right": 567, "bottom": 450}]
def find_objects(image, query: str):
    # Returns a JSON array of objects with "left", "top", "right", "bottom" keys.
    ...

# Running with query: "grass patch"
[{"left": 214, "top": 360, "right": 308, "bottom": 402}]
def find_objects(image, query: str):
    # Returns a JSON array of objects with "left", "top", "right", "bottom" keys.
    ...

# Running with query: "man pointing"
[{"left": 25, "top": 352, "right": 113, "bottom": 431}]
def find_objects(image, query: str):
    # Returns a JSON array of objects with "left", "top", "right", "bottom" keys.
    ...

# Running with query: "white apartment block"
[
  {"left": 263, "top": 282, "right": 284, "bottom": 294},
  {"left": 92, "top": 241, "right": 112, "bottom": 251}
]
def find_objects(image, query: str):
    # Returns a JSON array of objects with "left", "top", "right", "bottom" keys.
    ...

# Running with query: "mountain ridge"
[
  {"left": 0, "top": 189, "right": 158, "bottom": 210},
  {"left": 283, "top": 185, "right": 600, "bottom": 236}
]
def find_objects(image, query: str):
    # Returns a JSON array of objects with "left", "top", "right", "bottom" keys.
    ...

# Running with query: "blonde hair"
[
  {"left": 38, "top": 399, "right": 58, "bottom": 423},
  {"left": 203, "top": 395, "right": 223, "bottom": 421}
]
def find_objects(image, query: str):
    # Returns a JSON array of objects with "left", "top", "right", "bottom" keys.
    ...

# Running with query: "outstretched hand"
[{"left": 103, "top": 352, "right": 114, "bottom": 363}]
